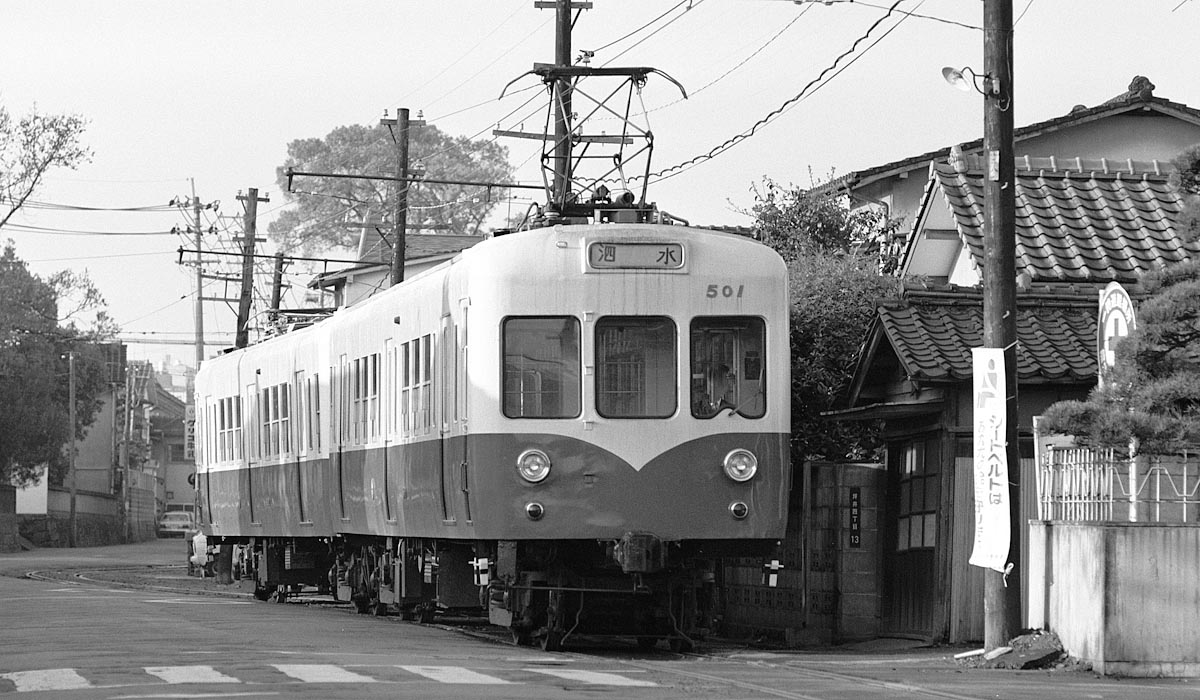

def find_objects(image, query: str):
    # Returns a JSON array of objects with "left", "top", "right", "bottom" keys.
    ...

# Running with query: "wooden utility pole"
[
  {"left": 235, "top": 188, "right": 269, "bottom": 349},
  {"left": 388, "top": 108, "right": 412, "bottom": 286},
  {"left": 67, "top": 351, "right": 77, "bottom": 548},
  {"left": 190, "top": 179, "right": 206, "bottom": 366},
  {"left": 552, "top": 0, "right": 573, "bottom": 206},
  {"left": 270, "top": 253, "right": 285, "bottom": 311},
  {"left": 982, "top": 0, "right": 1021, "bottom": 650}
]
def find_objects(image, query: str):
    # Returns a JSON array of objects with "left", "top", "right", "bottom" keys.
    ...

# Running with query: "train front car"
[{"left": 462, "top": 224, "right": 790, "bottom": 650}]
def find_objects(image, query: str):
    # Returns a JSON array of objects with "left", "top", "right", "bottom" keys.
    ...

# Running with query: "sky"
[{"left": 1, "top": 0, "right": 1197, "bottom": 370}]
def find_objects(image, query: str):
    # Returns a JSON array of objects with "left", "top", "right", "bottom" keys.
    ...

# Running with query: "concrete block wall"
[
  {"left": 720, "top": 461, "right": 883, "bottom": 645},
  {"left": 0, "top": 486, "right": 16, "bottom": 552},
  {"left": 1029, "top": 521, "right": 1200, "bottom": 677}
]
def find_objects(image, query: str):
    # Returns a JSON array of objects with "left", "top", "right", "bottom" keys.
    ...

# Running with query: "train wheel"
[
  {"left": 540, "top": 629, "right": 564, "bottom": 652},
  {"left": 511, "top": 626, "right": 533, "bottom": 647},
  {"left": 352, "top": 596, "right": 371, "bottom": 614}
]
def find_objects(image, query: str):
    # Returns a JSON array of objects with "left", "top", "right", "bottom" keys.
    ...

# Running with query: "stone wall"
[{"left": 0, "top": 485, "right": 16, "bottom": 553}]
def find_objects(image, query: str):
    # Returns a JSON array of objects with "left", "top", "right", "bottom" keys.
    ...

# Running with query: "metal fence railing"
[{"left": 1037, "top": 446, "right": 1200, "bottom": 523}]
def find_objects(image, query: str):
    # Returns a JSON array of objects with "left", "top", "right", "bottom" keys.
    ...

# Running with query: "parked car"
[{"left": 157, "top": 511, "right": 196, "bottom": 538}]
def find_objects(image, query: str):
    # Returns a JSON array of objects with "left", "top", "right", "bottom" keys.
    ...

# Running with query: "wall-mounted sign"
[
  {"left": 587, "top": 241, "right": 684, "bottom": 270},
  {"left": 849, "top": 487, "right": 862, "bottom": 548}
]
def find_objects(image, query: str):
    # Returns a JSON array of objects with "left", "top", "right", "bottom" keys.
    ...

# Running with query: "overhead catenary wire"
[{"left": 640, "top": 0, "right": 915, "bottom": 185}]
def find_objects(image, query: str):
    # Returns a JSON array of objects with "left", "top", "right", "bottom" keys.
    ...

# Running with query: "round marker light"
[
  {"left": 723, "top": 449, "right": 758, "bottom": 482},
  {"left": 729, "top": 501, "right": 749, "bottom": 520},
  {"left": 525, "top": 502, "right": 545, "bottom": 521},
  {"left": 517, "top": 449, "right": 552, "bottom": 483}
]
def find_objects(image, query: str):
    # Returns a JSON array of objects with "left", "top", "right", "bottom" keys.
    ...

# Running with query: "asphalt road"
[{"left": 2, "top": 540, "right": 1199, "bottom": 699}]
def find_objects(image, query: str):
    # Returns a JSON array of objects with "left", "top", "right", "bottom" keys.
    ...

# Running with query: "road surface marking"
[
  {"left": 143, "top": 597, "right": 254, "bottom": 605},
  {"left": 144, "top": 665, "right": 242, "bottom": 684},
  {"left": 1, "top": 668, "right": 92, "bottom": 692},
  {"left": 271, "top": 664, "right": 377, "bottom": 683},
  {"left": 526, "top": 668, "right": 657, "bottom": 686},
  {"left": 399, "top": 665, "right": 516, "bottom": 684}
]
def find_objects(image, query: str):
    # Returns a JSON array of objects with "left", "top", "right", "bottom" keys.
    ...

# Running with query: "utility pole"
[
  {"left": 552, "top": 0, "right": 573, "bottom": 206},
  {"left": 380, "top": 109, "right": 425, "bottom": 286},
  {"left": 235, "top": 188, "right": 269, "bottom": 349},
  {"left": 67, "top": 351, "right": 77, "bottom": 548},
  {"left": 388, "top": 109, "right": 412, "bottom": 285},
  {"left": 981, "top": 0, "right": 1020, "bottom": 650},
  {"left": 190, "top": 180, "right": 205, "bottom": 366},
  {"left": 269, "top": 252, "right": 285, "bottom": 315}
]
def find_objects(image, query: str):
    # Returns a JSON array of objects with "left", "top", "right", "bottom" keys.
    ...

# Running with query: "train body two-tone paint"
[{"left": 194, "top": 222, "right": 790, "bottom": 650}]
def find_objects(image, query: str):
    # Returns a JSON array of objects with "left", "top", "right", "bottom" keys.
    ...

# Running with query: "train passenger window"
[
  {"left": 503, "top": 317, "right": 581, "bottom": 418},
  {"left": 690, "top": 317, "right": 766, "bottom": 419},
  {"left": 595, "top": 316, "right": 677, "bottom": 419}
]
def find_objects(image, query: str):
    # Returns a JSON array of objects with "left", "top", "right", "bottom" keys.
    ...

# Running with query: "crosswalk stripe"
[
  {"left": 399, "top": 665, "right": 516, "bottom": 684},
  {"left": 1, "top": 668, "right": 92, "bottom": 692},
  {"left": 272, "top": 664, "right": 377, "bottom": 683},
  {"left": 144, "top": 665, "right": 241, "bottom": 684},
  {"left": 527, "top": 668, "right": 657, "bottom": 687}
]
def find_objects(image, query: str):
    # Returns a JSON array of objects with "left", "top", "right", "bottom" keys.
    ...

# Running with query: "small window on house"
[{"left": 896, "top": 438, "right": 939, "bottom": 551}]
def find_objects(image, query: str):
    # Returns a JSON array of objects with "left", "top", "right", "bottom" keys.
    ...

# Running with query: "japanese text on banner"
[{"left": 970, "top": 348, "right": 1010, "bottom": 572}]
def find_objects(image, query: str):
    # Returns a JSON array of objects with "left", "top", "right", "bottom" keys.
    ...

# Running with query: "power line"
[
  {"left": 639, "top": 0, "right": 914, "bottom": 184},
  {"left": 1, "top": 223, "right": 176, "bottom": 236}
]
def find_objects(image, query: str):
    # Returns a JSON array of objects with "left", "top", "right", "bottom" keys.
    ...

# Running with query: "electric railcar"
[{"left": 194, "top": 222, "right": 790, "bottom": 650}]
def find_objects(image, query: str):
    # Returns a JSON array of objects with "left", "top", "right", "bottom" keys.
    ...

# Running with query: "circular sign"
[{"left": 1097, "top": 282, "right": 1135, "bottom": 387}]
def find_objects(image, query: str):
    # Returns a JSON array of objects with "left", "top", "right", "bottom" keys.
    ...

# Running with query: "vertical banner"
[{"left": 970, "top": 348, "right": 1010, "bottom": 572}]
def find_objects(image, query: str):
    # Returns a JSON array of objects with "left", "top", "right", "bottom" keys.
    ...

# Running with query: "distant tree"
[
  {"left": 0, "top": 104, "right": 90, "bottom": 229},
  {"left": 1040, "top": 261, "right": 1200, "bottom": 454},
  {"left": 0, "top": 243, "right": 113, "bottom": 486},
  {"left": 269, "top": 123, "right": 512, "bottom": 257},
  {"left": 749, "top": 177, "right": 899, "bottom": 464}
]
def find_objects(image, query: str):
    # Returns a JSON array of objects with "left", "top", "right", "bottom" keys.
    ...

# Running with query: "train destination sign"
[{"left": 587, "top": 241, "right": 685, "bottom": 270}]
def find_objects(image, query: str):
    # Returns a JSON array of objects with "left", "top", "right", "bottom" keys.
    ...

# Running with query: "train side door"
[{"left": 439, "top": 309, "right": 470, "bottom": 525}]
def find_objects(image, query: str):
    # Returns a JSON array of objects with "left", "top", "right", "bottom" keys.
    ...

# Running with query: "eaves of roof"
[
  {"left": 825, "top": 88, "right": 1200, "bottom": 194},
  {"left": 873, "top": 292, "right": 1098, "bottom": 385}
]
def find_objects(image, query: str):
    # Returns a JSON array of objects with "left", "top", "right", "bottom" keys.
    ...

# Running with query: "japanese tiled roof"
[
  {"left": 819, "top": 76, "right": 1200, "bottom": 194},
  {"left": 875, "top": 286, "right": 1098, "bottom": 383},
  {"left": 358, "top": 232, "right": 486, "bottom": 265},
  {"left": 930, "top": 161, "right": 1198, "bottom": 283}
]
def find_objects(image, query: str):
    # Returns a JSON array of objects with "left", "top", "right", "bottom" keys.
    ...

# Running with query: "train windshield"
[
  {"left": 690, "top": 317, "right": 766, "bottom": 419},
  {"left": 502, "top": 317, "right": 582, "bottom": 418},
  {"left": 595, "top": 316, "right": 677, "bottom": 418}
]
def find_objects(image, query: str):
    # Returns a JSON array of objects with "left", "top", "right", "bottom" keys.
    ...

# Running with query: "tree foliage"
[
  {"left": 0, "top": 104, "right": 90, "bottom": 229},
  {"left": 751, "top": 178, "right": 899, "bottom": 463},
  {"left": 751, "top": 176, "right": 903, "bottom": 273},
  {"left": 1170, "top": 142, "right": 1200, "bottom": 244},
  {"left": 269, "top": 123, "right": 512, "bottom": 256},
  {"left": 0, "top": 243, "right": 113, "bottom": 486},
  {"left": 1040, "top": 261, "right": 1200, "bottom": 454}
]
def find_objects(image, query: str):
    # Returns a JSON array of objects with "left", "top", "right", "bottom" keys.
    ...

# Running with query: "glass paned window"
[
  {"left": 896, "top": 438, "right": 939, "bottom": 551},
  {"left": 595, "top": 316, "right": 676, "bottom": 418},
  {"left": 503, "top": 317, "right": 581, "bottom": 418},
  {"left": 689, "top": 317, "right": 766, "bottom": 418}
]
